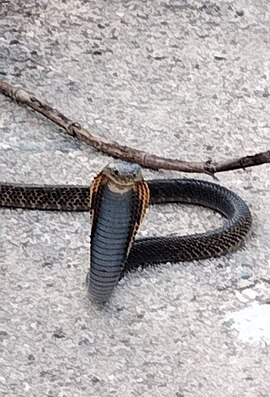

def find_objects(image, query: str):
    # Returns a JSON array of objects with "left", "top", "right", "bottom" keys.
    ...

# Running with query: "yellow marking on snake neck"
[{"left": 107, "top": 181, "right": 134, "bottom": 193}]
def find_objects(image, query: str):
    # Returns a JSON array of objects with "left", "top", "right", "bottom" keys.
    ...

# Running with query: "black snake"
[{"left": 0, "top": 161, "right": 252, "bottom": 304}]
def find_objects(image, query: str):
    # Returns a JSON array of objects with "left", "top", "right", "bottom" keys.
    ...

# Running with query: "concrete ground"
[{"left": 0, "top": 1, "right": 270, "bottom": 396}]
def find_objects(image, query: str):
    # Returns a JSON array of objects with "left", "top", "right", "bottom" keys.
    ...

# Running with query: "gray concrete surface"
[{"left": 0, "top": 1, "right": 270, "bottom": 396}]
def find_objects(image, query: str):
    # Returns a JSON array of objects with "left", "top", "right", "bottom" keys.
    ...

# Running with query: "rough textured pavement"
[{"left": 1, "top": 1, "right": 270, "bottom": 396}]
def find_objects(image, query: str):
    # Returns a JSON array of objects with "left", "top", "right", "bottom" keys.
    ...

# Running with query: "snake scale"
[{"left": 0, "top": 161, "right": 252, "bottom": 304}]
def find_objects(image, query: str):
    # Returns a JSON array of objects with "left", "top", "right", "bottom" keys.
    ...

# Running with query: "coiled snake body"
[{"left": 0, "top": 161, "right": 252, "bottom": 304}]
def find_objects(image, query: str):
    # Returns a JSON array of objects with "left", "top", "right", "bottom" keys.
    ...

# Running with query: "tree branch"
[{"left": 0, "top": 80, "right": 269, "bottom": 175}]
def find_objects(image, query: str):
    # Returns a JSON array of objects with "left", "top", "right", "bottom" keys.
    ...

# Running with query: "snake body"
[{"left": 0, "top": 161, "right": 252, "bottom": 303}]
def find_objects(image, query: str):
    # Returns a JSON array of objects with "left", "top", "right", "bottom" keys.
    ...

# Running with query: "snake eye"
[{"left": 114, "top": 169, "right": 119, "bottom": 176}]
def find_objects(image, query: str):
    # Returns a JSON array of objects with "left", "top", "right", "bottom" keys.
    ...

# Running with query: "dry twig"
[{"left": 0, "top": 80, "right": 269, "bottom": 175}]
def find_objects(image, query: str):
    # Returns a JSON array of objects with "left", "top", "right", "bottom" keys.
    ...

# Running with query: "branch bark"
[{"left": 0, "top": 80, "right": 269, "bottom": 175}]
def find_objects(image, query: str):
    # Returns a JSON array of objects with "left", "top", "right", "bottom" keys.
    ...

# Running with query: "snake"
[{"left": 0, "top": 160, "right": 252, "bottom": 304}]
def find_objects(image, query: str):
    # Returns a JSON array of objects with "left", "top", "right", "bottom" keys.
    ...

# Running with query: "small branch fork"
[{"left": 0, "top": 80, "right": 269, "bottom": 176}]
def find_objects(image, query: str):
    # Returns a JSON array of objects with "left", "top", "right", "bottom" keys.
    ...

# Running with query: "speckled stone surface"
[{"left": 1, "top": 1, "right": 270, "bottom": 396}]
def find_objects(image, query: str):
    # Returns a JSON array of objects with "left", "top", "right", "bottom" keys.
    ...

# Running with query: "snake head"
[{"left": 102, "top": 160, "right": 143, "bottom": 187}]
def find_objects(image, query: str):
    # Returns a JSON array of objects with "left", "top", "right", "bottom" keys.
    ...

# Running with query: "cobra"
[{"left": 0, "top": 160, "right": 252, "bottom": 304}]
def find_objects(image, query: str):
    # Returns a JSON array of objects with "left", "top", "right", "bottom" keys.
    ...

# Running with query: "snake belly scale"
[{"left": 0, "top": 161, "right": 252, "bottom": 303}]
